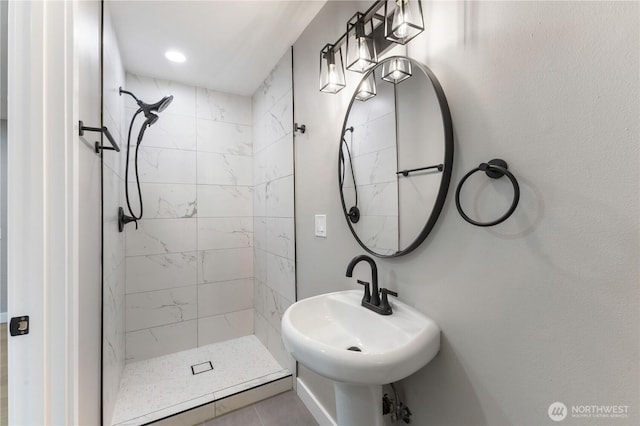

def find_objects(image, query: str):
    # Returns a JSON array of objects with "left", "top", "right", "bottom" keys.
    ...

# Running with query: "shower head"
[
  {"left": 119, "top": 87, "right": 173, "bottom": 118},
  {"left": 139, "top": 95, "right": 173, "bottom": 115}
]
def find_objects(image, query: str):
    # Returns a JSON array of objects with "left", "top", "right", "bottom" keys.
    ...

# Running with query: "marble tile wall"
[
  {"left": 102, "top": 7, "right": 127, "bottom": 425},
  {"left": 123, "top": 73, "right": 254, "bottom": 363},
  {"left": 343, "top": 79, "right": 399, "bottom": 255},
  {"left": 252, "top": 49, "right": 296, "bottom": 372}
]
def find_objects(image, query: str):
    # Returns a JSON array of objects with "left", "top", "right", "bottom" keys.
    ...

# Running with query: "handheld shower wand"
[
  {"left": 118, "top": 87, "right": 173, "bottom": 232},
  {"left": 339, "top": 126, "right": 360, "bottom": 223}
]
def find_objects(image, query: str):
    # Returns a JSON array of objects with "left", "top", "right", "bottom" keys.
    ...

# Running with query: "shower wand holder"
[
  {"left": 118, "top": 207, "right": 138, "bottom": 232},
  {"left": 79, "top": 120, "right": 120, "bottom": 153}
]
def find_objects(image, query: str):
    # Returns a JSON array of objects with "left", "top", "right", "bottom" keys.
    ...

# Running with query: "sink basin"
[{"left": 281, "top": 290, "right": 440, "bottom": 385}]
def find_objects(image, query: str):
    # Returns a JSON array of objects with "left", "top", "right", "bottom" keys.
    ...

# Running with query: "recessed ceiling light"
[{"left": 165, "top": 51, "right": 186, "bottom": 63}]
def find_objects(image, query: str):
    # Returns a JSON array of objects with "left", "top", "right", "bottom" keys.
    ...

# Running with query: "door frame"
[{"left": 7, "top": 1, "right": 80, "bottom": 423}]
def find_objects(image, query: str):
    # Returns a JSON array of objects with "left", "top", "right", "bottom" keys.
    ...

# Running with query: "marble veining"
[
  {"left": 353, "top": 215, "right": 399, "bottom": 253},
  {"left": 126, "top": 73, "right": 196, "bottom": 117},
  {"left": 125, "top": 252, "right": 197, "bottom": 294},
  {"left": 351, "top": 112, "right": 396, "bottom": 158},
  {"left": 126, "top": 107, "right": 197, "bottom": 151},
  {"left": 250, "top": 49, "right": 295, "bottom": 378},
  {"left": 353, "top": 147, "right": 398, "bottom": 186},
  {"left": 197, "top": 218, "right": 253, "bottom": 251},
  {"left": 196, "top": 87, "right": 252, "bottom": 125},
  {"left": 253, "top": 249, "right": 267, "bottom": 283},
  {"left": 125, "top": 286, "right": 197, "bottom": 332},
  {"left": 265, "top": 175, "right": 294, "bottom": 218},
  {"left": 358, "top": 182, "right": 400, "bottom": 218},
  {"left": 103, "top": 18, "right": 127, "bottom": 426},
  {"left": 265, "top": 253, "right": 295, "bottom": 302},
  {"left": 125, "top": 218, "right": 197, "bottom": 256},
  {"left": 197, "top": 151, "right": 253, "bottom": 186},
  {"left": 265, "top": 217, "right": 295, "bottom": 259},
  {"left": 140, "top": 183, "right": 197, "bottom": 219},
  {"left": 198, "top": 278, "right": 254, "bottom": 318},
  {"left": 128, "top": 146, "right": 197, "bottom": 184},
  {"left": 197, "top": 247, "right": 254, "bottom": 284},
  {"left": 197, "top": 185, "right": 253, "bottom": 218},
  {"left": 125, "top": 320, "right": 198, "bottom": 363},
  {"left": 197, "top": 119, "right": 252, "bottom": 156},
  {"left": 198, "top": 309, "right": 254, "bottom": 346}
]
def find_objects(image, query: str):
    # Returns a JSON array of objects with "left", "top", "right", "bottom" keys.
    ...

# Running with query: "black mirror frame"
[{"left": 338, "top": 56, "right": 454, "bottom": 258}]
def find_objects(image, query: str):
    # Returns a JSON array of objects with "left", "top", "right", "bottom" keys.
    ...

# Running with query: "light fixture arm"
[
  {"left": 329, "top": 0, "right": 386, "bottom": 54},
  {"left": 320, "top": 0, "right": 424, "bottom": 95}
]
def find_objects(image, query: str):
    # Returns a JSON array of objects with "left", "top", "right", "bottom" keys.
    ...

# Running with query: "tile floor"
[
  {"left": 201, "top": 391, "right": 317, "bottom": 426},
  {"left": 112, "top": 335, "right": 290, "bottom": 425}
]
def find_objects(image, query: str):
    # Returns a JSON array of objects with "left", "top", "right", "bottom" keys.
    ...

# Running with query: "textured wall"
[
  {"left": 122, "top": 74, "right": 254, "bottom": 363},
  {"left": 252, "top": 49, "right": 297, "bottom": 372},
  {"left": 293, "top": 1, "right": 639, "bottom": 425}
]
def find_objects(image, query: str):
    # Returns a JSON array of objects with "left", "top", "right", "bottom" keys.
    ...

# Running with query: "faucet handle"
[
  {"left": 379, "top": 288, "right": 398, "bottom": 315},
  {"left": 357, "top": 280, "right": 371, "bottom": 304},
  {"left": 380, "top": 288, "right": 398, "bottom": 298}
]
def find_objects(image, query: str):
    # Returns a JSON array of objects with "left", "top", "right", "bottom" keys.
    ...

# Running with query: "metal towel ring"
[{"left": 455, "top": 159, "right": 520, "bottom": 227}]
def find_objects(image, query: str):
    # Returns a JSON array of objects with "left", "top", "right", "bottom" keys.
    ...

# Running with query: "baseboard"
[
  {"left": 296, "top": 378, "right": 336, "bottom": 426},
  {"left": 0, "top": 312, "right": 6, "bottom": 323}
]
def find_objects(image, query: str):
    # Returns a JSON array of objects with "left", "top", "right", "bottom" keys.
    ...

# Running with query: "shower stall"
[{"left": 101, "top": 5, "right": 296, "bottom": 425}]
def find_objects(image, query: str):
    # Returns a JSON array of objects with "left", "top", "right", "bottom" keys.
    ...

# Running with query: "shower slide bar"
[{"left": 78, "top": 120, "right": 121, "bottom": 154}]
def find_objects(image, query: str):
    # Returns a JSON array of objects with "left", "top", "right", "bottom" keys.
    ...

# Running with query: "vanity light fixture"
[
  {"left": 355, "top": 73, "right": 377, "bottom": 101},
  {"left": 318, "top": 0, "right": 424, "bottom": 94},
  {"left": 385, "top": 0, "right": 424, "bottom": 44},
  {"left": 381, "top": 57, "right": 412, "bottom": 84},
  {"left": 165, "top": 50, "right": 186, "bottom": 63},
  {"left": 346, "top": 13, "right": 378, "bottom": 73},
  {"left": 319, "top": 44, "right": 346, "bottom": 93}
]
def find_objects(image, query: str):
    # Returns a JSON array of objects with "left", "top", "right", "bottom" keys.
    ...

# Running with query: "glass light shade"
[
  {"left": 346, "top": 13, "right": 377, "bottom": 73},
  {"left": 355, "top": 73, "right": 377, "bottom": 102},
  {"left": 384, "top": 0, "right": 424, "bottom": 45},
  {"left": 381, "top": 57, "right": 412, "bottom": 84},
  {"left": 319, "top": 44, "right": 346, "bottom": 93}
]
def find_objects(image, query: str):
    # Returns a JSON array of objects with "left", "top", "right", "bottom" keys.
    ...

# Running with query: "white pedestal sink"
[{"left": 281, "top": 290, "right": 440, "bottom": 426}]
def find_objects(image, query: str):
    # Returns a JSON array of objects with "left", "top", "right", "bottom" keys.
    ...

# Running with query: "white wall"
[
  {"left": 0, "top": 0, "right": 7, "bottom": 319},
  {"left": 252, "top": 48, "right": 296, "bottom": 372},
  {"left": 122, "top": 74, "right": 254, "bottom": 363},
  {"left": 102, "top": 4, "right": 127, "bottom": 424},
  {"left": 76, "top": 0, "right": 103, "bottom": 424},
  {"left": 293, "top": 1, "right": 639, "bottom": 425},
  {"left": 0, "top": 119, "right": 6, "bottom": 318}
]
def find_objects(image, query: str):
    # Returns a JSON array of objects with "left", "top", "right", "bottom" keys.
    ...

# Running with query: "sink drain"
[{"left": 347, "top": 346, "right": 362, "bottom": 352}]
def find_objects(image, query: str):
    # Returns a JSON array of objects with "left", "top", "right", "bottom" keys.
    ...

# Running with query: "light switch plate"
[{"left": 315, "top": 214, "right": 327, "bottom": 237}]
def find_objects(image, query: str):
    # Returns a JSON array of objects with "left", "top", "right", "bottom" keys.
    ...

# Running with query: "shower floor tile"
[{"left": 111, "top": 335, "right": 290, "bottom": 426}]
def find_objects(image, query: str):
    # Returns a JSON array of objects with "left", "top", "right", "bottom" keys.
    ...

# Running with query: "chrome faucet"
[{"left": 346, "top": 255, "right": 398, "bottom": 315}]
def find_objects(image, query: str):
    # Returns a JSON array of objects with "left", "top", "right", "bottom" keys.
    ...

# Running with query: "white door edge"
[{"left": 7, "top": 1, "right": 79, "bottom": 424}]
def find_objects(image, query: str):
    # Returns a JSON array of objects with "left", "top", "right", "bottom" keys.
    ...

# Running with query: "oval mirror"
[{"left": 339, "top": 56, "right": 453, "bottom": 257}]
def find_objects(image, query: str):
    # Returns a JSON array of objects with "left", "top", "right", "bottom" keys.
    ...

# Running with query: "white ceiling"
[{"left": 108, "top": 0, "right": 326, "bottom": 96}]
